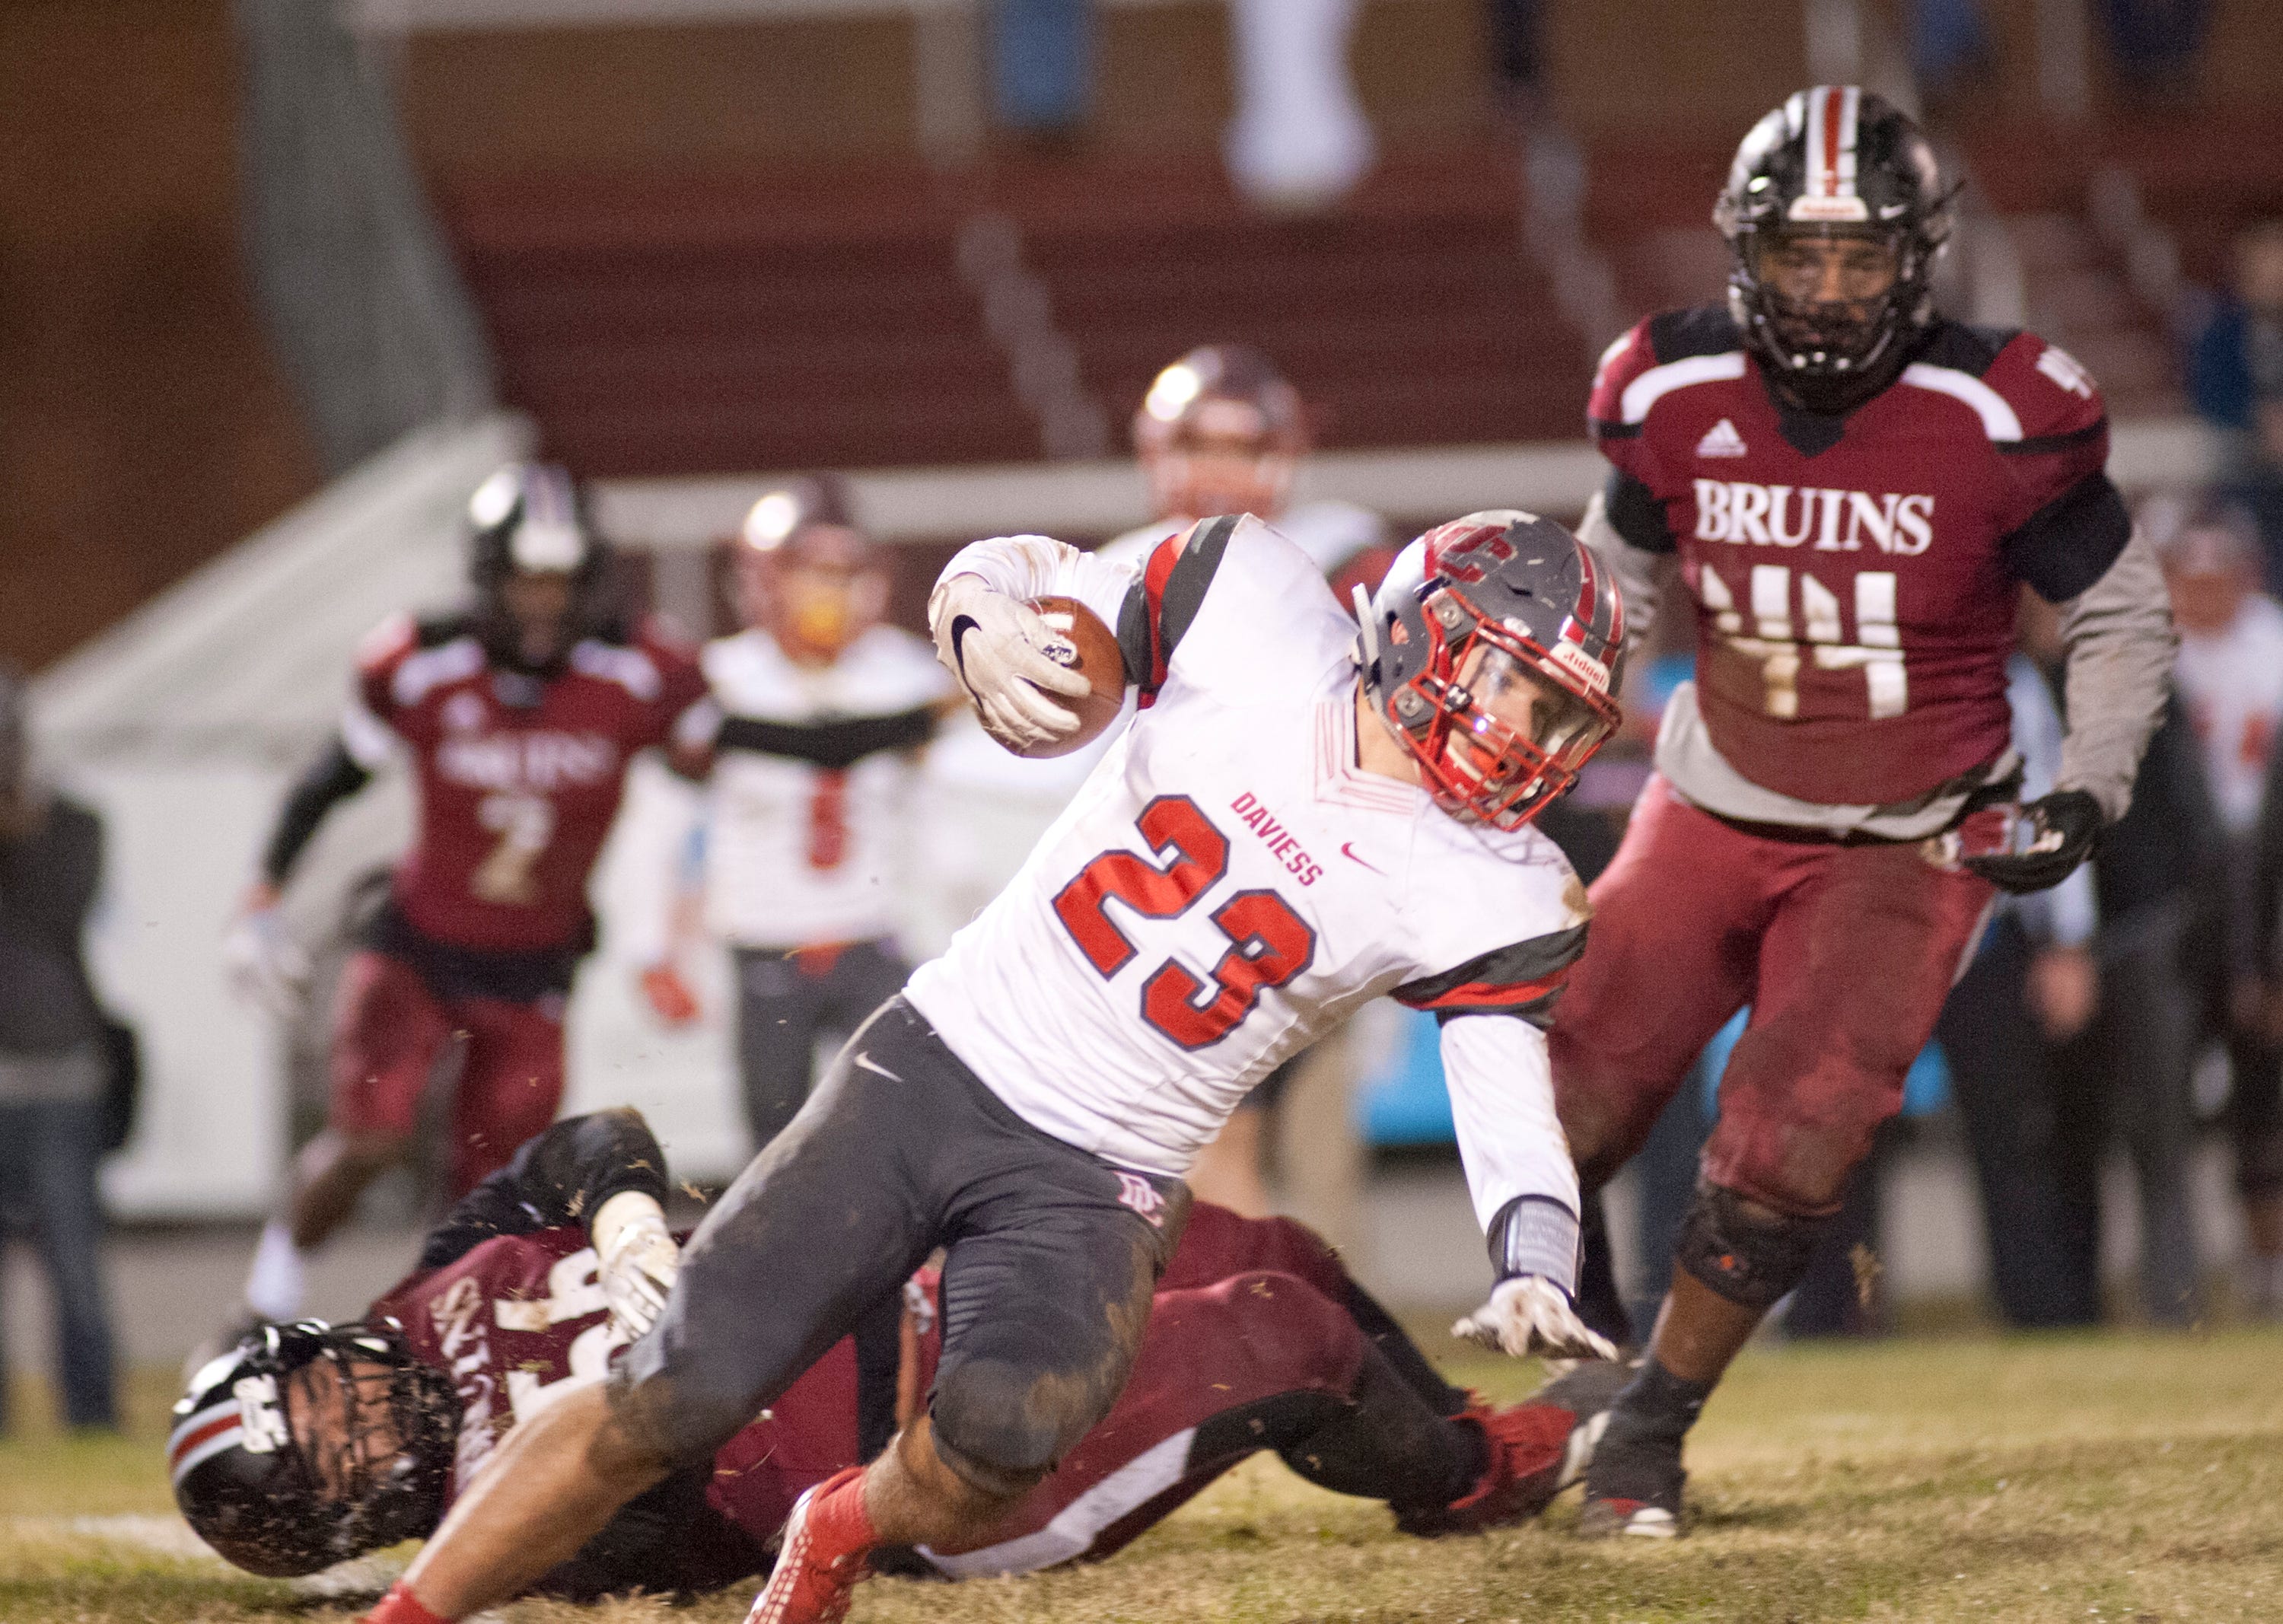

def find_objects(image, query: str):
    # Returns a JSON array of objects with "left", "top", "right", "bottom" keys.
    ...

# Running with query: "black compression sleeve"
[
  {"left": 417, "top": 1109, "right": 673, "bottom": 1272},
  {"left": 1603, "top": 467, "right": 1678, "bottom": 554},
  {"left": 260, "top": 737, "right": 372, "bottom": 886},
  {"left": 2001, "top": 472, "right": 2132, "bottom": 603}
]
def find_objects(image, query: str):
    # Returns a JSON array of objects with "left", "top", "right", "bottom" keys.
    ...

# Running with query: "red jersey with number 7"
[
  {"left": 1589, "top": 306, "right": 2130, "bottom": 807},
  {"left": 345, "top": 613, "right": 710, "bottom": 954}
]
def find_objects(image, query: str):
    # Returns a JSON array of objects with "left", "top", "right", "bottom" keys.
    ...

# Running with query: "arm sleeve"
[
  {"left": 259, "top": 737, "right": 374, "bottom": 887},
  {"left": 1576, "top": 484, "right": 1667, "bottom": 650},
  {"left": 416, "top": 1109, "right": 673, "bottom": 1272},
  {"left": 1435, "top": 1014, "right": 1581, "bottom": 1291},
  {"left": 2052, "top": 524, "right": 2179, "bottom": 824},
  {"left": 1388, "top": 925, "right": 1584, "bottom": 1027}
]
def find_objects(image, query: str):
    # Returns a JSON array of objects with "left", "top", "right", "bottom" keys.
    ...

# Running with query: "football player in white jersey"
[
  {"left": 360, "top": 508, "right": 1628, "bottom": 1624},
  {"left": 995, "top": 342, "right": 1400, "bottom": 1218},
  {"left": 641, "top": 479, "right": 954, "bottom": 1149}
]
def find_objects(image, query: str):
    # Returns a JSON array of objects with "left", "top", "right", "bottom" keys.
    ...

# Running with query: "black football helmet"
[
  {"left": 466, "top": 462, "right": 619, "bottom": 670},
  {"left": 171, "top": 1319, "right": 455, "bottom": 1578},
  {"left": 1357, "top": 511, "right": 1625, "bottom": 831},
  {"left": 1715, "top": 86, "right": 1957, "bottom": 412}
]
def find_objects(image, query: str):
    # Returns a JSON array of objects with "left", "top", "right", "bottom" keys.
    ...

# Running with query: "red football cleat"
[
  {"left": 745, "top": 1466, "right": 875, "bottom": 1624},
  {"left": 1397, "top": 1360, "right": 1631, "bottom": 1537}
]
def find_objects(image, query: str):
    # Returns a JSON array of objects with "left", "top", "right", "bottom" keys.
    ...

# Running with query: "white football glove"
[
  {"left": 222, "top": 907, "right": 310, "bottom": 1020},
  {"left": 1454, "top": 1275, "right": 1618, "bottom": 1361},
  {"left": 593, "top": 1190, "right": 680, "bottom": 1340},
  {"left": 928, "top": 575, "right": 1091, "bottom": 752}
]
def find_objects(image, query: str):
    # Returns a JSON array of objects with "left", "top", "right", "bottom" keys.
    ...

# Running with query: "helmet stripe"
[
  {"left": 1805, "top": 87, "right": 1829, "bottom": 197},
  {"left": 168, "top": 1406, "right": 246, "bottom": 1480},
  {"left": 1818, "top": 86, "right": 1842, "bottom": 197},
  {"left": 1836, "top": 84, "right": 1861, "bottom": 198},
  {"left": 1571, "top": 540, "right": 1601, "bottom": 631},
  {"left": 170, "top": 1425, "right": 249, "bottom": 1487},
  {"left": 167, "top": 1400, "right": 240, "bottom": 1457}
]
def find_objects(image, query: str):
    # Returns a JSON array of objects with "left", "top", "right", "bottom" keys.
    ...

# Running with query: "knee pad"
[
  {"left": 928, "top": 1358, "right": 1081, "bottom": 1498},
  {"left": 1674, "top": 1183, "right": 1828, "bottom": 1309}
]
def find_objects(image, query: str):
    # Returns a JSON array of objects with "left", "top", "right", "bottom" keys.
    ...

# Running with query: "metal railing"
[{"left": 237, "top": 0, "right": 496, "bottom": 473}]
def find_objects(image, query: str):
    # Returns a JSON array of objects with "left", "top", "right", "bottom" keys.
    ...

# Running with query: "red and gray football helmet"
[
  {"left": 1358, "top": 511, "right": 1625, "bottom": 830},
  {"left": 1132, "top": 344, "right": 1307, "bottom": 523},
  {"left": 734, "top": 474, "right": 886, "bottom": 661},
  {"left": 171, "top": 1319, "right": 454, "bottom": 1577},
  {"left": 1715, "top": 86, "right": 1957, "bottom": 411}
]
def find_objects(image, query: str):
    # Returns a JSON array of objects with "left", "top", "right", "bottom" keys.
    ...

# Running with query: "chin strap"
[{"left": 1352, "top": 581, "right": 1380, "bottom": 677}]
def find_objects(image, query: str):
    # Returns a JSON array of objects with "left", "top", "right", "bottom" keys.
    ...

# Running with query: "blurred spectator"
[
  {"left": 2186, "top": 220, "right": 2283, "bottom": 591},
  {"left": 2030, "top": 582, "right": 2217, "bottom": 1325},
  {"left": 643, "top": 481, "right": 953, "bottom": 1151},
  {"left": 2094, "top": 0, "right": 2211, "bottom": 99},
  {"left": 2246, "top": 723, "right": 2283, "bottom": 1314},
  {"left": 0, "top": 664, "right": 118, "bottom": 1431},
  {"left": 1937, "top": 645, "right": 2103, "bottom": 1328},
  {"left": 1486, "top": 0, "right": 1546, "bottom": 118},
  {"left": 2152, "top": 495, "right": 2283, "bottom": 1314},
  {"left": 1909, "top": 0, "right": 1993, "bottom": 99},
  {"left": 993, "top": 0, "right": 1095, "bottom": 139},
  {"left": 1227, "top": 0, "right": 1374, "bottom": 212}
]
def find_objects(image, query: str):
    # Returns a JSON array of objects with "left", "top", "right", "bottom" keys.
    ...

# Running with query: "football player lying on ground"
[
  {"left": 173, "top": 1110, "right": 1625, "bottom": 1592},
  {"left": 359, "top": 508, "right": 1630, "bottom": 1624}
]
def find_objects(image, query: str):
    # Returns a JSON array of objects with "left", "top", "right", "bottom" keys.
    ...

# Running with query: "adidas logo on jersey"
[
  {"left": 1694, "top": 479, "right": 1934, "bottom": 555},
  {"left": 1696, "top": 419, "right": 1749, "bottom": 458}
]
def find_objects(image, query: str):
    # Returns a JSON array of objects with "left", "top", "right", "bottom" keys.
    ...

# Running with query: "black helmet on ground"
[{"left": 170, "top": 1318, "right": 455, "bottom": 1578}]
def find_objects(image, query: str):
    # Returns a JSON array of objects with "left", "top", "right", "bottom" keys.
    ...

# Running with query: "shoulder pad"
[
  {"left": 1590, "top": 307, "right": 1749, "bottom": 436},
  {"left": 1645, "top": 304, "right": 1744, "bottom": 364},
  {"left": 415, "top": 612, "right": 478, "bottom": 650},
  {"left": 1911, "top": 320, "right": 2013, "bottom": 378},
  {"left": 1896, "top": 326, "right": 2106, "bottom": 450},
  {"left": 1984, "top": 331, "right": 2108, "bottom": 446},
  {"left": 354, "top": 611, "right": 419, "bottom": 674}
]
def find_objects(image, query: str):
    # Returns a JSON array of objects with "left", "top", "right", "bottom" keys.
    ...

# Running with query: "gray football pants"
[
  {"left": 731, "top": 939, "right": 912, "bottom": 1151},
  {"left": 612, "top": 996, "right": 1190, "bottom": 1496}
]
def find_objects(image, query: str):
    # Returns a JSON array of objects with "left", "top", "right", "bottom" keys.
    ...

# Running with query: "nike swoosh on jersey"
[
  {"left": 851, "top": 1052, "right": 903, "bottom": 1082},
  {"left": 1340, "top": 842, "right": 1386, "bottom": 875}
]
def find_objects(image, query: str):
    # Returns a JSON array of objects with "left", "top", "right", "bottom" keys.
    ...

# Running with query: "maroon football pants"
[
  {"left": 1549, "top": 775, "right": 1994, "bottom": 1218},
  {"left": 329, "top": 949, "right": 566, "bottom": 1196},
  {"left": 925, "top": 1206, "right": 1538, "bottom": 1575}
]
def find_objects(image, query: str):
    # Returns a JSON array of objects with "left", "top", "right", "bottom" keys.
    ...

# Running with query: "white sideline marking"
[{"left": 4, "top": 1514, "right": 416, "bottom": 1598}]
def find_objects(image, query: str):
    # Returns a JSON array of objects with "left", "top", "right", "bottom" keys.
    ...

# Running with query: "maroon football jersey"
[
  {"left": 370, "top": 1226, "right": 866, "bottom": 1542},
  {"left": 1590, "top": 307, "right": 2124, "bottom": 807},
  {"left": 352, "top": 616, "right": 708, "bottom": 953}
]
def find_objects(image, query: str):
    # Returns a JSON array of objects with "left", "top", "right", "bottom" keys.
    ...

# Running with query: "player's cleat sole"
[
  {"left": 745, "top": 1466, "right": 871, "bottom": 1624},
  {"left": 1578, "top": 1496, "right": 1680, "bottom": 1538}
]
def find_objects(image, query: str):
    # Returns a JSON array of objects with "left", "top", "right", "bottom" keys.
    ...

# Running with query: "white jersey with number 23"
[{"left": 905, "top": 514, "right": 1591, "bottom": 1262}]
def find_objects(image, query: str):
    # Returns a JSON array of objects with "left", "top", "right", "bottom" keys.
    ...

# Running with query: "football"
[{"left": 1009, "top": 594, "right": 1126, "bottom": 758}]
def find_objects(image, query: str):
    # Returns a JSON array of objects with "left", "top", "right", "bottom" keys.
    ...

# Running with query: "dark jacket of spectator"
[{"left": 0, "top": 796, "right": 105, "bottom": 1056}]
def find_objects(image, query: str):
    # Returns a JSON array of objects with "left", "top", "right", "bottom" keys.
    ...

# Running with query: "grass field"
[{"left": 5, "top": 1328, "right": 2281, "bottom": 1623}]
